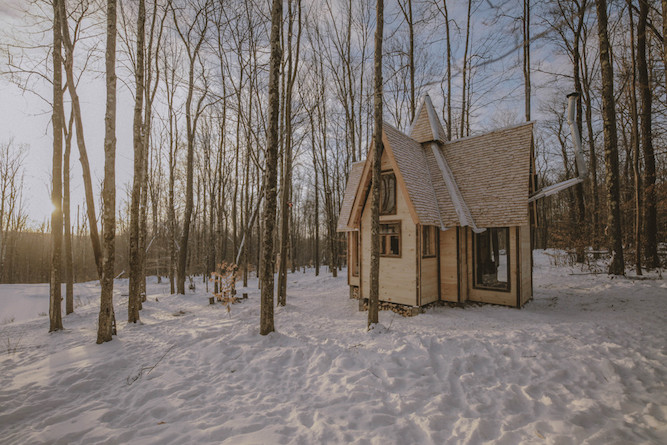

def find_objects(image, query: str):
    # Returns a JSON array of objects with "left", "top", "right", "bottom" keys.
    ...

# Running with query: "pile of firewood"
[{"left": 358, "top": 300, "right": 420, "bottom": 317}]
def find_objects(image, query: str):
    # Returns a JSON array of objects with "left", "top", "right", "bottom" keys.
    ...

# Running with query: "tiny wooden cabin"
[{"left": 337, "top": 95, "right": 535, "bottom": 308}]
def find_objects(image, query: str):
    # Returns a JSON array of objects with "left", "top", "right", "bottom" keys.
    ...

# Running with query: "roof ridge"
[
  {"left": 422, "top": 142, "right": 445, "bottom": 229},
  {"left": 430, "top": 143, "right": 483, "bottom": 232},
  {"left": 445, "top": 121, "right": 534, "bottom": 144}
]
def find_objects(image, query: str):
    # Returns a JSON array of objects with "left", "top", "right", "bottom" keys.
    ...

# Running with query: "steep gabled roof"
[
  {"left": 443, "top": 122, "right": 534, "bottom": 227},
  {"left": 337, "top": 97, "right": 534, "bottom": 232},
  {"left": 337, "top": 161, "right": 365, "bottom": 232},
  {"left": 409, "top": 95, "right": 447, "bottom": 143},
  {"left": 383, "top": 124, "right": 443, "bottom": 227}
]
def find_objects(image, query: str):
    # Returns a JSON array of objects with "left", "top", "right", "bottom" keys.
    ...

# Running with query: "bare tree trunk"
[
  {"left": 98, "top": 0, "right": 117, "bottom": 344},
  {"left": 50, "top": 0, "right": 64, "bottom": 332},
  {"left": 523, "top": 0, "right": 531, "bottom": 122},
  {"left": 369, "top": 0, "right": 383, "bottom": 329},
  {"left": 398, "top": 0, "right": 415, "bottom": 122},
  {"left": 572, "top": 1, "right": 586, "bottom": 263},
  {"left": 662, "top": 0, "right": 667, "bottom": 92},
  {"left": 260, "top": 0, "right": 283, "bottom": 336},
  {"left": 637, "top": 0, "right": 658, "bottom": 269},
  {"left": 173, "top": 2, "right": 210, "bottom": 294},
  {"left": 581, "top": 37, "right": 600, "bottom": 249},
  {"left": 439, "top": 2, "right": 451, "bottom": 140},
  {"left": 278, "top": 0, "right": 301, "bottom": 307},
  {"left": 64, "top": 110, "right": 74, "bottom": 314},
  {"left": 460, "top": 0, "right": 472, "bottom": 138},
  {"left": 627, "top": 3, "right": 642, "bottom": 275},
  {"left": 58, "top": 0, "right": 103, "bottom": 279},
  {"left": 594, "top": 0, "right": 624, "bottom": 275},
  {"left": 129, "top": 0, "right": 146, "bottom": 323}
]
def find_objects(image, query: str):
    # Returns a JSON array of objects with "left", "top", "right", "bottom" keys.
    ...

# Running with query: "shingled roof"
[
  {"left": 336, "top": 161, "right": 365, "bottom": 232},
  {"left": 338, "top": 96, "right": 534, "bottom": 231}
]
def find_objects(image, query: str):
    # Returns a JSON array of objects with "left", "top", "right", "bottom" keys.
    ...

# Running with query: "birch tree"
[
  {"left": 98, "top": 0, "right": 117, "bottom": 344},
  {"left": 50, "top": 0, "right": 64, "bottom": 333}
]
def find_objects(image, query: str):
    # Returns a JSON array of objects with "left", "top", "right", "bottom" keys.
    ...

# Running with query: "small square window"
[{"left": 380, "top": 222, "right": 400, "bottom": 257}]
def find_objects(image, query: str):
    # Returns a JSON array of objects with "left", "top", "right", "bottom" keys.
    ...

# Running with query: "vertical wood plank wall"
[
  {"left": 420, "top": 226, "right": 439, "bottom": 305},
  {"left": 439, "top": 228, "right": 458, "bottom": 302},
  {"left": 359, "top": 151, "right": 417, "bottom": 306}
]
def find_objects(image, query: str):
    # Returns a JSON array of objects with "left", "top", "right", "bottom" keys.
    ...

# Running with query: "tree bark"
[
  {"left": 460, "top": 0, "right": 472, "bottom": 138},
  {"left": 64, "top": 109, "right": 74, "bottom": 314},
  {"left": 278, "top": 0, "right": 301, "bottom": 307},
  {"left": 98, "top": 0, "right": 117, "bottom": 344},
  {"left": 443, "top": 0, "right": 451, "bottom": 140},
  {"left": 129, "top": 0, "right": 146, "bottom": 323},
  {"left": 594, "top": 0, "right": 624, "bottom": 275},
  {"left": 58, "top": 0, "right": 103, "bottom": 280},
  {"left": 523, "top": 0, "right": 531, "bottom": 122},
  {"left": 369, "top": 0, "right": 384, "bottom": 329},
  {"left": 260, "top": 0, "right": 283, "bottom": 336},
  {"left": 173, "top": 2, "right": 209, "bottom": 294},
  {"left": 637, "top": 0, "right": 658, "bottom": 269},
  {"left": 662, "top": 0, "right": 667, "bottom": 92},
  {"left": 627, "top": 2, "right": 642, "bottom": 275},
  {"left": 50, "top": 0, "right": 64, "bottom": 332}
]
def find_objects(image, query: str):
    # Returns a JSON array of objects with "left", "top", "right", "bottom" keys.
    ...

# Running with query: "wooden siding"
[
  {"left": 360, "top": 150, "right": 417, "bottom": 306},
  {"left": 466, "top": 226, "right": 519, "bottom": 307},
  {"left": 519, "top": 225, "right": 532, "bottom": 305},
  {"left": 439, "top": 228, "right": 458, "bottom": 302},
  {"left": 420, "top": 226, "right": 439, "bottom": 305},
  {"left": 458, "top": 228, "right": 468, "bottom": 302}
]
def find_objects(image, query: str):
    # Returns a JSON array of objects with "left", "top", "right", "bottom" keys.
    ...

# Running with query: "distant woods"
[{"left": 0, "top": 0, "right": 665, "bottom": 292}]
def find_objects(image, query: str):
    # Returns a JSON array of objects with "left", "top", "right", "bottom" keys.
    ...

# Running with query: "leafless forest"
[{"left": 0, "top": 0, "right": 665, "bottom": 333}]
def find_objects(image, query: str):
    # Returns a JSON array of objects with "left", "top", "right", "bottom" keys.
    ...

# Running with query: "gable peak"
[{"left": 409, "top": 94, "right": 446, "bottom": 143}]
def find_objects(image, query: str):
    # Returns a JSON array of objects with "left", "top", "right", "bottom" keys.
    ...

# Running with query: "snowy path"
[{"left": 0, "top": 251, "right": 666, "bottom": 444}]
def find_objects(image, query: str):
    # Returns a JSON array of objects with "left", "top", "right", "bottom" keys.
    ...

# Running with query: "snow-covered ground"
[{"left": 0, "top": 251, "right": 665, "bottom": 444}]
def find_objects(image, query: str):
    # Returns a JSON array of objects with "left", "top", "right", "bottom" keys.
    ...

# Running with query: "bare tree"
[
  {"left": 369, "top": 0, "right": 383, "bottom": 329},
  {"left": 637, "top": 0, "right": 658, "bottom": 269},
  {"left": 172, "top": 0, "right": 211, "bottom": 294},
  {"left": 97, "top": 0, "right": 117, "bottom": 344},
  {"left": 58, "top": 0, "right": 103, "bottom": 279},
  {"left": 627, "top": 1, "right": 642, "bottom": 275},
  {"left": 277, "top": 0, "right": 302, "bottom": 307},
  {"left": 260, "top": 0, "right": 282, "bottom": 336},
  {"left": 128, "top": 0, "right": 146, "bottom": 323},
  {"left": 50, "top": 0, "right": 65, "bottom": 333},
  {"left": 594, "top": 0, "right": 624, "bottom": 275}
]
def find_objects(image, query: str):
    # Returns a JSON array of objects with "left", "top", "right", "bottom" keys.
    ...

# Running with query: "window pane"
[
  {"left": 390, "top": 235, "right": 400, "bottom": 255},
  {"left": 475, "top": 227, "right": 509, "bottom": 290},
  {"left": 380, "top": 173, "right": 396, "bottom": 214}
]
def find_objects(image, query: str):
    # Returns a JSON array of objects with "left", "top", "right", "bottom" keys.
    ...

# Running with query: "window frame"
[
  {"left": 472, "top": 227, "right": 511, "bottom": 292},
  {"left": 421, "top": 225, "right": 437, "bottom": 258},
  {"left": 379, "top": 221, "right": 401, "bottom": 258},
  {"left": 379, "top": 171, "right": 397, "bottom": 216}
]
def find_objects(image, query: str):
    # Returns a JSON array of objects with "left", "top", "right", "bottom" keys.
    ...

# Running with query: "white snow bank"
[{"left": 0, "top": 251, "right": 665, "bottom": 444}]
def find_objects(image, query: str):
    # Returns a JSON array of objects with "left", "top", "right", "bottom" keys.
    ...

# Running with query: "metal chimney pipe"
[{"left": 566, "top": 92, "right": 588, "bottom": 178}]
